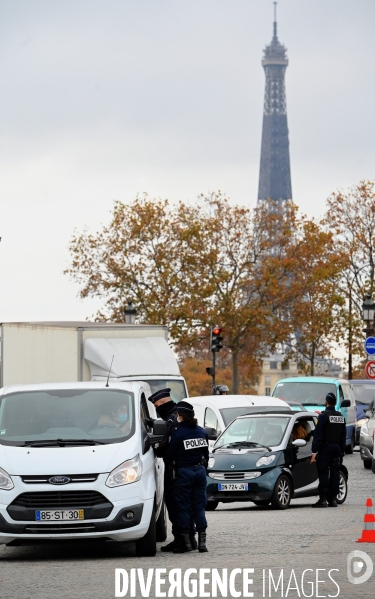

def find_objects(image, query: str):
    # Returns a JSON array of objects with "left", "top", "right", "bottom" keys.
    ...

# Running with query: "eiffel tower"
[{"left": 258, "top": 3, "right": 292, "bottom": 204}]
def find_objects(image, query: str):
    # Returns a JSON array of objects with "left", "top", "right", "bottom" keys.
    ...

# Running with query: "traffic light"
[{"left": 210, "top": 326, "right": 223, "bottom": 353}]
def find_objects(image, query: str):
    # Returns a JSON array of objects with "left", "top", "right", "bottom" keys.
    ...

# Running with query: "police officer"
[
  {"left": 311, "top": 392, "right": 346, "bottom": 508},
  {"left": 148, "top": 389, "right": 197, "bottom": 552},
  {"left": 213, "top": 384, "right": 229, "bottom": 395},
  {"left": 166, "top": 401, "right": 209, "bottom": 553}
]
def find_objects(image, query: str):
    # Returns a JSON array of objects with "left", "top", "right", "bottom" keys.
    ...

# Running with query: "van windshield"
[
  {"left": 220, "top": 406, "right": 291, "bottom": 427},
  {"left": 0, "top": 389, "right": 135, "bottom": 446},
  {"left": 273, "top": 382, "right": 336, "bottom": 406}
]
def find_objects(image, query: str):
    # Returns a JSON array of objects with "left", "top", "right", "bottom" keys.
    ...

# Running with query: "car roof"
[
  {"left": 274, "top": 377, "right": 342, "bottom": 384},
  {"left": 349, "top": 380, "right": 375, "bottom": 385},
  {"left": 188, "top": 395, "right": 287, "bottom": 409},
  {"left": 235, "top": 410, "right": 318, "bottom": 420},
  {"left": 0, "top": 381, "right": 145, "bottom": 395}
]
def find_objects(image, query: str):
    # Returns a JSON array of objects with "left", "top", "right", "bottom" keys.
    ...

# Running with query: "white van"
[
  {"left": 0, "top": 381, "right": 167, "bottom": 555},
  {"left": 188, "top": 395, "right": 292, "bottom": 449}
]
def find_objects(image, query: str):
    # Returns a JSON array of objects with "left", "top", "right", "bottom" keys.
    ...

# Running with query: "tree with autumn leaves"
[{"left": 66, "top": 191, "right": 349, "bottom": 391}]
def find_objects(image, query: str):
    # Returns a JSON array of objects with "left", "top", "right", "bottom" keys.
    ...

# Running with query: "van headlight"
[
  {"left": 106, "top": 455, "right": 142, "bottom": 487},
  {"left": 0, "top": 467, "right": 14, "bottom": 490},
  {"left": 208, "top": 458, "right": 215, "bottom": 469},
  {"left": 256, "top": 455, "right": 276, "bottom": 467}
]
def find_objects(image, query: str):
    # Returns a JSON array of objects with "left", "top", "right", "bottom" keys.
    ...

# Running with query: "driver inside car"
[{"left": 98, "top": 398, "right": 130, "bottom": 434}]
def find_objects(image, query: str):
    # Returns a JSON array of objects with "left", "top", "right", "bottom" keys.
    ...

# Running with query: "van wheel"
[
  {"left": 206, "top": 501, "right": 218, "bottom": 511},
  {"left": 363, "top": 460, "right": 372, "bottom": 469},
  {"left": 337, "top": 471, "right": 348, "bottom": 504},
  {"left": 271, "top": 475, "right": 291, "bottom": 509},
  {"left": 135, "top": 509, "right": 156, "bottom": 557},
  {"left": 345, "top": 434, "right": 355, "bottom": 454},
  {"left": 156, "top": 500, "right": 167, "bottom": 542}
]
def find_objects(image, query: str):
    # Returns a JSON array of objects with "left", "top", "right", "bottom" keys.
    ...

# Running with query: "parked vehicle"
[
  {"left": 0, "top": 322, "right": 188, "bottom": 401},
  {"left": 272, "top": 377, "right": 356, "bottom": 453},
  {"left": 359, "top": 416, "right": 375, "bottom": 470},
  {"left": 0, "top": 381, "right": 167, "bottom": 555},
  {"left": 349, "top": 380, "right": 375, "bottom": 444},
  {"left": 187, "top": 396, "right": 292, "bottom": 449},
  {"left": 206, "top": 411, "right": 348, "bottom": 510}
]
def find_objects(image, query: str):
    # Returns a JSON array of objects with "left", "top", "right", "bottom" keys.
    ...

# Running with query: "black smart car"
[{"left": 206, "top": 412, "right": 348, "bottom": 510}]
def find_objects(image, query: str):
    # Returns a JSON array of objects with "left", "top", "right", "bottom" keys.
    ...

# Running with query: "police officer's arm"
[
  {"left": 311, "top": 413, "right": 325, "bottom": 462},
  {"left": 165, "top": 429, "right": 180, "bottom": 464}
]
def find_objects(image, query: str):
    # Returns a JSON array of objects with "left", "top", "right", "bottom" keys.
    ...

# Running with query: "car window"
[
  {"left": 220, "top": 405, "right": 291, "bottom": 426},
  {"left": 352, "top": 385, "right": 375, "bottom": 405},
  {"left": 204, "top": 408, "right": 221, "bottom": 436},
  {"left": 339, "top": 386, "right": 344, "bottom": 401},
  {"left": 291, "top": 417, "right": 316, "bottom": 456},
  {"left": 215, "top": 416, "right": 291, "bottom": 449},
  {"left": 273, "top": 382, "right": 336, "bottom": 406},
  {"left": 341, "top": 384, "right": 353, "bottom": 403},
  {"left": 140, "top": 393, "right": 152, "bottom": 433}
]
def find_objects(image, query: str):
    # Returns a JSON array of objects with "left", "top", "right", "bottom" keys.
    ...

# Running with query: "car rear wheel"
[
  {"left": 271, "top": 475, "right": 291, "bottom": 510},
  {"left": 253, "top": 500, "right": 270, "bottom": 507},
  {"left": 206, "top": 501, "right": 219, "bottom": 511},
  {"left": 135, "top": 509, "right": 156, "bottom": 557},
  {"left": 337, "top": 471, "right": 348, "bottom": 504},
  {"left": 345, "top": 433, "right": 355, "bottom": 454},
  {"left": 155, "top": 500, "right": 167, "bottom": 542},
  {"left": 363, "top": 460, "right": 372, "bottom": 469}
]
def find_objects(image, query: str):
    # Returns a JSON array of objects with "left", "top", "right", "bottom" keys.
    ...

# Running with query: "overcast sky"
[{"left": 1, "top": 0, "right": 374, "bottom": 322}]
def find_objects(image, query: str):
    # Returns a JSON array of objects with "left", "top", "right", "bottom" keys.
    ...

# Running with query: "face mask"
[{"left": 118, "top": 413, "right": 128, "bottom": 423}]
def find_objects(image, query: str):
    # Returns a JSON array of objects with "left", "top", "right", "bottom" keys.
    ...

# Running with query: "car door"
[
  {"left": 140, "top": 393, "right": 164, "bottom": 510},
  {"left": 340, "top": 382, "right": 356, "bottom": 442},
  {"left": 290, "top": 416, "right": 319, "bottom": 493},
  {"left": 204, "top": 407, "right": 223, "bottom": 450}
]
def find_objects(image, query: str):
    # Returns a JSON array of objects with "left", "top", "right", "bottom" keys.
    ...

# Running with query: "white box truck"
[{"left": 0, "top": 322, "right": 188, "bottom": 401}]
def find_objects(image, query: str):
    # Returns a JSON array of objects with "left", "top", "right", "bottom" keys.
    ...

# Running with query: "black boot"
[
  {"left": 189, "top": 533, "right": 198, "bottom": 550},
  {"left": 173, "top": 534, "right": 193, "bottom": 553},
  {"left": 311, "top": 498, "right": 328, "bottom": 508},
  {"left": 198, "top": 531, "right": 208, "bottom": 553},
  {"left": 161, "top": 537, "right": 177, "bottom": 552},
  {"left": 328, "top": 497, "right": 338, "bottom": 507}
]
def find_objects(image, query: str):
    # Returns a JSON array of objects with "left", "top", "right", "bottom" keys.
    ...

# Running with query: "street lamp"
[
  {"left": 362, "top": 294, "right": 375, "bottom": 336},
  {"left": 124, "top": 301, "right": 137, "bottom": 324}
]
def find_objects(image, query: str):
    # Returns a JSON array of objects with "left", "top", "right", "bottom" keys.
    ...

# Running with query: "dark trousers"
[
  {"left": 174, "top": 465, "right": 207, "bottom": 534},
  {"left": 164, "top": 469, "right": 178, "bottom": 536},
  {"left": 316, "top": 443, "right": 341, "bottom": 500}
]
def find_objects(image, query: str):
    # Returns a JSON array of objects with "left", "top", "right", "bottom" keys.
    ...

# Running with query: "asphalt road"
[{"left": 1, "top": 449, "right": 374, "bottom": 599}]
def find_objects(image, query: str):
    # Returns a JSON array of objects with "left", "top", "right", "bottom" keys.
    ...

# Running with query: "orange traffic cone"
[{"left": 357, "top": 498, "right": 375, "bottom": 543}]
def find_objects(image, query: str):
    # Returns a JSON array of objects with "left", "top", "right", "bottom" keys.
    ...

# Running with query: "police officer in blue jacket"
[
  {"left": 166, "top": 401, "right": 209, "bottom": 553},
  {"left": 311, "top": 392, "right": 346, "bottom": 508}
]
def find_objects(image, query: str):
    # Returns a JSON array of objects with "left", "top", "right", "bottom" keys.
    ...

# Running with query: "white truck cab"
[{"left": 0, "top": 381, "right": 167, "bottom": 555}]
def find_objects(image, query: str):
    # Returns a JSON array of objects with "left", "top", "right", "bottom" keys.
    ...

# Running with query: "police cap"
[
  {"left": 177, "top": 400, "right": 194, "bottom": 415},
  {"left": 149, "top": 388, "right": 171, "bottom": 404},
  {"left": 325, "top": 392, "right": 336, "bottom": 405}
]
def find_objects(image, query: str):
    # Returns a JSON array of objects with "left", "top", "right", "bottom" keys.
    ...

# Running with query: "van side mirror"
[
  {"left": 292, "top": 439, "right": 307, "bottom": 447},
  {"left": 341, "top": 399, "right": 350, "bottom": 408},
  {"left": 149, "top": 420, "right": 168, "bottom": 446},
  {"left": 204, "top": 427, "right": 218, "bottom": 441}
]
